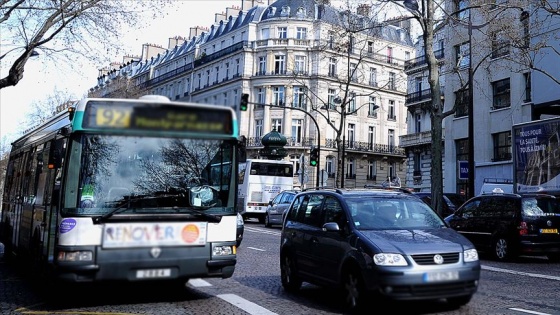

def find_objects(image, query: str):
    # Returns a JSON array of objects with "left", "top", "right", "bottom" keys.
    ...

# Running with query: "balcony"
[
  {"left": 399, "top": 130, "right": 443, "bottom": 148},
  {"left": 404, "top": 49, "right": 444, "bottom": 71}
]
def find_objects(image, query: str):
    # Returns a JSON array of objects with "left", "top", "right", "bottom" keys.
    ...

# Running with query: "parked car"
[
  {"left": 264, "top": 190, "right": 298, "bottom": 227},
  {"left": 413, "top": 192, "right": 457, "bottom": 217},
  {"left": 236, "top": 212, "right": 244, "bottom": 247},
  {"left": 444, "top": 193, "right": 467, "bottom": 209},
  {"left": 445, "top": 189, "right": 560, "bottom": 262},
  {"left": 280, "top": 188, "right": 480, "bottom": 312}
]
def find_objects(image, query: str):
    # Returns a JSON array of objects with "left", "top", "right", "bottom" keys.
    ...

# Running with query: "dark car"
[
  {"left": 445, "top": 190, "right": 560, "bottom": 262},
  {"left": 280, "top": 188, "right": 480, "bottom": 312},
  {"left": 413, "top": 192, "right": 457, "bottom": 217},
  {"left": 265, "top": 190, "right": 298, "bottom": 227},
  {"left": 444, "top": 193, "right": 467, "bottom": 209}
]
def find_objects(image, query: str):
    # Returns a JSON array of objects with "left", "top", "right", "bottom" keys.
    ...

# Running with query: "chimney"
[
  {"left": 226, "top": 5, "right": 241, "bottom": 19},
  {"left": 215, "top": 11, "right": 227, "bottom": 23},
  {"left": 168, "top": 36, "right": 186, "bottom": 49},
  {"left": 189, "top": 26, "right": 209, "bottom": 39}
]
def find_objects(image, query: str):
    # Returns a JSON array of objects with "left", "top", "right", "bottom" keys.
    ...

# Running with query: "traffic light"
[
  {"left": 309, "top": 148, "right": 319, "bottom": 167},
  {"left": 240, "top": 93, "right": 249, "bottom": 111}
]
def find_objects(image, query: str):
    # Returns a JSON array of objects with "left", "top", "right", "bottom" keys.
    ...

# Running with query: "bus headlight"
[
  {"left": 213, "top": 245, "right": 236, "bottom": 256},
  {"left": 57, "top": 250, "right": 93, "bottom": 262}
]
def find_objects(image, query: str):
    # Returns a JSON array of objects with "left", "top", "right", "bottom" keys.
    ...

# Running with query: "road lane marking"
[
  {"left": 509, "top": 308, "right": 552, "bottom": 315},
  {"left": 246, "top": 246, "right": 266, "bottom": 251},
  {"left": 188, "top": 278, "right": 212, "bottom": 287},
  {"left": 482, "top": 265, "right": 560, "bottom": 281},
  {"left": 218, "top": 294, "right": 278, "bottom": 315}
]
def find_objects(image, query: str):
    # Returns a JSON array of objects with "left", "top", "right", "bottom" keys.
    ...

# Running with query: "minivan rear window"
[{"left": 522, "top": 197, "right": 559, "bottom": 216}]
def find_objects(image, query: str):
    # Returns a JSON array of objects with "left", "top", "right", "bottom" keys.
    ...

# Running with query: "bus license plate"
[
  {"left": 136, "top": 268, "right": 171, "bottom": 279},
  {"left": 540, "top": 228, "right": 558, "bottom": 234},
  {"left": 423, "top": 271, "right": 459, "bottom": 282}
]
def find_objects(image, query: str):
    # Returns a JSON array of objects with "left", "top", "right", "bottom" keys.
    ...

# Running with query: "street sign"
[{"left": 458, "top": 160, "right": 468, "bottom": 180}]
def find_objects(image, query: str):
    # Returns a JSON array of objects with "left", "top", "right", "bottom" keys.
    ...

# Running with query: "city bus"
[
  {"left": 237, "top": 159, "right": 294, "bottom": 222},
  {"left": 0, "top": 95, "right": 245, "bottom": 285}
]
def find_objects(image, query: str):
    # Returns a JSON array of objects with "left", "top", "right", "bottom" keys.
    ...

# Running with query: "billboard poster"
[{"left": 513, "top": 118, "right": 560, "bottom": 194}]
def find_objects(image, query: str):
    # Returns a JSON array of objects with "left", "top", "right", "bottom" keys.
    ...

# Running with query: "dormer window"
[
  {"left": 296, "top": 7, "right": 306, "bottom": 18},
  {"left": 267, "top": 7, "right": 276, "bottom": 17},
  {"left": 281, "top": 6, "right": 290, "bottom": 16}
]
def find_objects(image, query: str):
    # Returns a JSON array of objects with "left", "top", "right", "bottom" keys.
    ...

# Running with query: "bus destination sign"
[{"left": 83, "top": 101, "right": 233, "bottom": 134}]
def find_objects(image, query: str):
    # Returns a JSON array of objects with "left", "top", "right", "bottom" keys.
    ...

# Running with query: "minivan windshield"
[{"left": 347, "top": 197, "right": 445, "bottom": 230}]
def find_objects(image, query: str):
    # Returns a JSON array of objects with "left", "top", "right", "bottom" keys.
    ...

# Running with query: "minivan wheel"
[
  {"left": 264, "top": 214, "right": 271, "bottom": 228},
  {"left": 493, "top": 237, "right": 514, "bottom": 261},
  {"left": 341, "top": 268, "right": 366, "bottom": 313},
  {"left": 280, "top": 254, "right": 302, "bottom": 292}
]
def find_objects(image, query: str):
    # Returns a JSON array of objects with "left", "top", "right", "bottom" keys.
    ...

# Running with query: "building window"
[
  {"left": 367, "top": 160, "right": 377, "bottom": 180},
  {"left": 328, "top": 31, "right": 335, "bottom": 49},
  {"left": 274, "top": 55, "right": 286, "bottom": 74},
  {"left": 296, "top": 27, "right": 307, "bottom": 39},
  {"left": 348, "top": 92, "right": 356, "bottom": 113},
  {"left": 292, "top": 119, "right": 303, "bottom": 144},
  {"left": 327, "top": 88, "right": 337, "bottom": 109},
  {"left": 368, "top": 126, "right": 375, "bottom": 150},
  {"left": 348, "top": 35, "right": 355, "bottom": 53},
  {"left": 492, "top": 78, "right": 510, "bottom": 109},
  {"left": 294, "top": 55, "right": 306, "bottom": 74},
  {"left": 261, "top": 28, "right": 270, "bottom": 39},
  {"left": 388, "top": 72, "right": 396, "bottom": 90},
  {"left": 456, "top": 0, "right": 469, "bottom": 20},
  {"left": 225, "top": 62, "right": 230, "bottom": 79},
  {"left": 255, "top": 119, "right": 264, "bottom": 139},
  {"left": 347, "top": 124, "right": 355, "bottom": 149},
  {"left": 455, "top": 42, "right": 470, "bottom": 68},
  {"left": 293, "top": 86, "right": 306, "bottom": 108},
  {"left": 368, "top": 96, "right": 377, "bottom": 117},
  {"left": 257, "top": 87, "right": 265, "bottom": 107},
  {"left": 413, "top": 153, "right": 421, "bottom": 174},
  {"left": 272, "top": 119, "right": 283, "bottom": 133},
  {"left": 272, "top": 86, "right": 285, "bottom": 106},
  {"left": 521, "top": 11, "right": 530, "bottom": 48},
  {"left": 346, "top": 158, "right": 356, "bottom": 179},
  {"left": 350, "top": 63, "right": 358, "bottom": 82},
  {"left": 388, "top": 100, "right": 396, "bottom": 120},
  {"left": 523, "top": 73, "right": 531, "bottom": 102},
  {"left": 388, "top": 129, "right": 395, "bottom": 148},
  {"left": 491, "top": 30, "right": 510, "bottom": 58},
  {"left": 328, "top": 57, "right": 337, "bottom": 77},
  {"left": 277, "top": 26, "right": 287, "bottom": 38},
  {"left": 258, "top": 56, "right": 266, "bottom": 75},
  {"left": 454, "top": 89, "right": 469, "bottom": 117},
  {"left": 367, "top": 41, "right": 374, "bottom": 53},
  {"left": 415, "top": 113, "right": 421, "bottom": 133},
  {"left": 387, "top": 46, "right": 393, "bottom": 64},
  {"left": 369, "top": 67, "right": 377, "bottom": 87},
  {"left": 326, "top": 157, "right": 335, "bottom": 177},
  {"left": 492, "top": 131, "right": 511, "bottom": 162},
  {"left": 455, "top": 138, "right": 468, "bottom": 163}
]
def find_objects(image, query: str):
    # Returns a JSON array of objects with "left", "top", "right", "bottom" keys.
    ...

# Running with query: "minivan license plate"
[
  {"left": 423, "top": 271, "right": 459, "bottom": 282},
  {"left": 540, "top": 228, "right": 558, "bottom": 234},
  {"left": 136, "top": 268, "right": 171, "bottom": 279}
]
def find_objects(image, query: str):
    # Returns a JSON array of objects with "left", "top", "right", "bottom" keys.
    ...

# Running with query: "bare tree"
[{"left": 0, "top": 0, "right": 174, "bottom": 90}]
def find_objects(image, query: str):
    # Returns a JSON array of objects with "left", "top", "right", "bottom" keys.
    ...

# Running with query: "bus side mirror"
[{"left": 48, "top": 139, "right": 65, "bottom": 169}]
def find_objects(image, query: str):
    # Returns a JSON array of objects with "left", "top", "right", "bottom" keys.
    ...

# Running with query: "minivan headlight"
[
  {"left": 373, "top": 253, "right": 408, "bottom": 266},
  {"left": 464, "top": 248, "right": 479, "bottom": 262}
]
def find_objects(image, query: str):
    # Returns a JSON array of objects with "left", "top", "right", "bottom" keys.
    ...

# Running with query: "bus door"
[{"left": 19, "top": 146, "right": 42, "bottom": 257}]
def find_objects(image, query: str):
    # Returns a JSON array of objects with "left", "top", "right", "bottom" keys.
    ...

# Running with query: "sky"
[{"left": 0, "top": 0, "right": 235, "bottom": 147}]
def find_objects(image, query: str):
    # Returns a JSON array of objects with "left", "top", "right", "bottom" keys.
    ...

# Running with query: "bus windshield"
[{"left": 62, "top": 134, "right": 235, "bottom": 216}]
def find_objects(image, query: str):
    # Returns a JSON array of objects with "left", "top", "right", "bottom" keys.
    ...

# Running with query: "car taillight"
[{"left": 518, "top": 221, "right": 528, "bottom": 235}]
